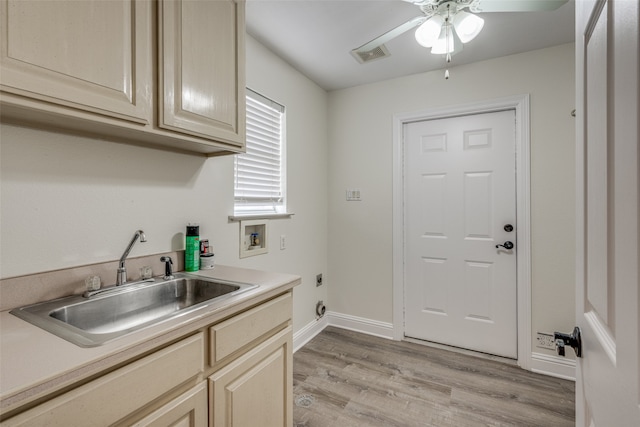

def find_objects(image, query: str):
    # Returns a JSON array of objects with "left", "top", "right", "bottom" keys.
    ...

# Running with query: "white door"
[
  {"left": 574, "top": 0, "right": 640, "bottom": 425},
  {"left": 404, "top": 110, "right": 517, "bottom": 358}
]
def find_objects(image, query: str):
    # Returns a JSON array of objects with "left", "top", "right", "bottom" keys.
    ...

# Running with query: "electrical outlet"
[
  {"left": 280, "top": 235, "right": 286, "bottom": 250},
  {"left": 536, "top": 332, "right": 556, "bottom": 350},
  {"left": 316, "top": 274, "right": 323, "bottom": 287}
]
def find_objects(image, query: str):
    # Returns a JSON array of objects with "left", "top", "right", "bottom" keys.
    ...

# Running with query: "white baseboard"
[
  {"left": 530, "top": 351, "right": 576, "bottom": 381},
  {"left": 327, "top": 311, "right": 394, "bottom": 339},
  {"left": 293, "top": 316, "right": 328, "bottom": 353},
  {"left": 293, "top": 311, "right": 393, "bottom": 353}
]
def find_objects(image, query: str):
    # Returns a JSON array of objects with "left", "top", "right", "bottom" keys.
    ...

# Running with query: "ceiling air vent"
[{"left": 350, "top": 44, "right": 390, "bottom": 64}]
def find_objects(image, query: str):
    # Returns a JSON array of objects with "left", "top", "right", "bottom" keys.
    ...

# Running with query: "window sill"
[{"left": 228, "top": 213, "right": 294, "bottom": 222}]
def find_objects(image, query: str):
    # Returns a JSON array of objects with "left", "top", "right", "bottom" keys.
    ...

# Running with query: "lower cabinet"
[
  {"left": 1, "top": 334, "right": 204, "bottom": 426},
  {"left": 130, "top": 383, "right": 208, "bottom": 427},
  {"left": 0, "top": 291, "right": 293, "bottom": 427},
  {"left": 209, "top": 326, "right": 293, "bottom": 427}
]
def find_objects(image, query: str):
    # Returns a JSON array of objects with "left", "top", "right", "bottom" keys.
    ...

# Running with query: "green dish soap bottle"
[{"left": 185, "top": 224, "right": 200, "bottom": 272}]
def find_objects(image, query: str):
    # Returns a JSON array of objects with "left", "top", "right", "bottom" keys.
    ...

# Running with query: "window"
[{"left": 234, "top": 89, "right": 286, "bottom": 215}]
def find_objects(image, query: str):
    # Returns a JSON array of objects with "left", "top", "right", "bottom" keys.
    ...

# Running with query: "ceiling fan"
[{"left": 351, "top": 0, "right": 569, "bottom": 77}]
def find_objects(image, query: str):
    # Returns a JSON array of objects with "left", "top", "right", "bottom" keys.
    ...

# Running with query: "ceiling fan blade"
[
  {"left": 403, "top": 0, "right": 568, "bottom": 12},
  {"left": 353, "top": 15, "right": 427, "bottom": 53},
  {"left": 474, "top": 0, "right": 569, "bottom": 12}
]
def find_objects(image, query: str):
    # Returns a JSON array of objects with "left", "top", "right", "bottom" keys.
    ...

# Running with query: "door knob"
[
  {"left": 554, "top": 327, "right": 582, "bottom": 357},
  {"left": 495, "top": 241, "right": 514, "bottom": 250}
]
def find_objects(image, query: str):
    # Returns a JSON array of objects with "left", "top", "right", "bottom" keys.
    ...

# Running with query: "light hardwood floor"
[{"left": 293, "top": 327, "right": 575, "bottom": 427}]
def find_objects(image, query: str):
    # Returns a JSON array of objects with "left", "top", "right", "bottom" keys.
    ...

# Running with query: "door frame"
[{"left": 392, "top": 94, "right": 532, "bottom": 369}]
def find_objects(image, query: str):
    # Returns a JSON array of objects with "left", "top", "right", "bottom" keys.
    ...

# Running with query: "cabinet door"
[
  {"left": 0, "top": 0, "right": 151, "bottom": 124},
  {"left": 159, "top": 0, "right": 245, "bottom": 146},
  {"left": 129, "top": 383, "right": 208, "bottom": 427},
  {"left": 209, "top": 327, "right": 292, "bottom": 427},
  {"left": 2, "top": 334, "right": 203, "bottom": 427}
]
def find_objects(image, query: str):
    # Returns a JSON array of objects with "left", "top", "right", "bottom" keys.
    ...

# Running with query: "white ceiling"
[{"left": 245, "top": 0, "right": 575, "bottom": 91}]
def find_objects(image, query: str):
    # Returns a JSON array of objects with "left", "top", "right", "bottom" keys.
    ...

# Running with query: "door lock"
[
  {"left": 495, "top": 241, "right": 514, "bottom": 250},
  {"left": 554, "top": 327, "right": 582, "bottom": 357},
  {"left": 504, "top": 224, "right": 514, "bottom": 232}
]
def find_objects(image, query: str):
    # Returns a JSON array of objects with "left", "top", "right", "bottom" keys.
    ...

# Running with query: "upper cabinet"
[
  {"left": 0, "top": 0, "right": 245, "bottom": 156},
  {"left": 159, "top": 0, "right": 245, "bottom": 146},
  {"left": 0, "top": 0, "right": 152, "bottom": 124}
]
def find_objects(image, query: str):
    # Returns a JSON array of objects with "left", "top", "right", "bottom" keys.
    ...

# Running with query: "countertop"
[{"left": 0, "top": 265, "right": 301, "bottom": 416}]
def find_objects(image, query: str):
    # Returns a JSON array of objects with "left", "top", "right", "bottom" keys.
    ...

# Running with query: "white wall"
[
  {"left": 0, "top": 35, "right": 329, "bottom": 335},
  {"left": 0, "top": 38, "right": 576, "bottom": 357},
  {"left": 327, "top": 43, "right": 576, "bottom": 355}
]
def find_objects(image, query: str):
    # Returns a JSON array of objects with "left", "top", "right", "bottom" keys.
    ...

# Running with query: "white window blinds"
[{"left": 234, "top": 90, "right": 286, "bottom": 214}]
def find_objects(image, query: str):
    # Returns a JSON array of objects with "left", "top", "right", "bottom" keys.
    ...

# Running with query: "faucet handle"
[{"left": 160, "top": 256, "right": 174, "bottom": 279}]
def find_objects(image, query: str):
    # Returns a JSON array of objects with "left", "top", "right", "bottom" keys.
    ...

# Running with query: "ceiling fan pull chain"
[
  {"left": 445, "top": 4, "right": 451, "bottom": 79},
  {"left": 445, "top": 51, "right": 451, "bottom": 79}
]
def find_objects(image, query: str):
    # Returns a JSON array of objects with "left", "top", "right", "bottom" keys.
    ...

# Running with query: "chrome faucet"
[{"left": 116, "top": 230, "right": 147, "bottom": 286}]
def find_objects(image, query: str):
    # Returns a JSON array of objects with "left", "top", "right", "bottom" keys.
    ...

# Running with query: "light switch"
[{"left": 346, "top": 189, "right": 361, "bottom": 201}]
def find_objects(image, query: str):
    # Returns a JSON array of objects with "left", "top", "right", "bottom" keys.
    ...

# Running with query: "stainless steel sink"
[{"left": 10, "top": 273, "right": 258, "bottom": 347}]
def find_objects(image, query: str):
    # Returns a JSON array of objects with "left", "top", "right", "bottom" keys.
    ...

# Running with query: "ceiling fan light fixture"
[
  {"left": 452, "top": 10, "right": 484, "bottom": 43},
  {"left": 431, "top": 23, "right": 462, "bottom": 55},
  {"left": 414, "top": 14, "right": 444, "bottom": 48}
]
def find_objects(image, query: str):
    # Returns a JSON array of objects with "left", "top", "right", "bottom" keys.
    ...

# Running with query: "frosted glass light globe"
[
  {"left": 452, "top": 10, "right": 484, "bottom": 43},
  {"left": 414, "top": 15, "right": 444, "bottom": 48}
]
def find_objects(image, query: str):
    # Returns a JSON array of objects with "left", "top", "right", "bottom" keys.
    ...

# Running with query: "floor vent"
[
  {"left": 350, "top": 44, "right": 391, "bottom": 64},
  {"left": 294, "top": 394, "right": 316, "bottom": 408}
]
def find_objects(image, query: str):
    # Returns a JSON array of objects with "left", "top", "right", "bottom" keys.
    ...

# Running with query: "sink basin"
[{"left": 10, "top": 273, "right": 258, "bottom": 347}]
